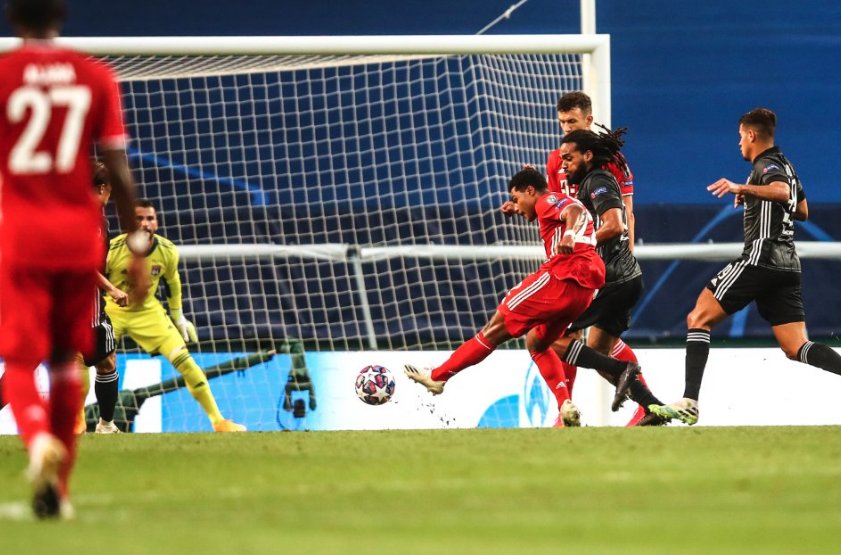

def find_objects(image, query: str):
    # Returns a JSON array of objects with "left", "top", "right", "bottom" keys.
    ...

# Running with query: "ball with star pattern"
[{"left": 355, "top": 365, "right": 396, "bottom": 405}]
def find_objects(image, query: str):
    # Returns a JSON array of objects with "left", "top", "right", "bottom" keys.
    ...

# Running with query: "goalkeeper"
[{"left": 104, "top": 199, "right": 245, "bottom": 432}]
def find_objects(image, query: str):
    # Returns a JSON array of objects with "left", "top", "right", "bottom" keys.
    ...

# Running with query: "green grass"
[{"left": 1, "top": 427, "right": 840, "bottom": 554}]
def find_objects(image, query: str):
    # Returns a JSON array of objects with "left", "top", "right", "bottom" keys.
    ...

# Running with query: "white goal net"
[{"left": 81, "top": 35, "right": 612, "bottom": 353}]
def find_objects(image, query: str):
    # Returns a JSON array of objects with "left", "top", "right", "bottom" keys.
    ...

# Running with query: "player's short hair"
[
  {"left": 739, "top": 107, "right": 776, "bottom": 140},
  {"left": 92, "top": 160, "right": 109, "bottom": 187},
  {"left": 6, "top": 0, "right": 66, "bottom": 31},
  {"left": 556, "top": 91, "right": 592, "bottom": 115},
  {"left": 135, "top": 198, "right": 157, "bottom": 210},
  {"left": 509, "top": 167, "right": 548, "bottom": 192}
]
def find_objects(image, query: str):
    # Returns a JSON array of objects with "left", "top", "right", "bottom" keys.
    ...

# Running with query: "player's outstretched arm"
[{"left": 163, "top": 247, "right": 198, "bottom": 343}]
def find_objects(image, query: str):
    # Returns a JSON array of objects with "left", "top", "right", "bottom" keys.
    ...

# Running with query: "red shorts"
[
  {"left": 498, "top": 270, "right": 595, "bottom": 340},
  {"left": 0, "top": 264, "right": 97, "bottom": 365}
]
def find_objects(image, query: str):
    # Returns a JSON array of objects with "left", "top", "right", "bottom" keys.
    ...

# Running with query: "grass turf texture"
[{"left": 0, "top": 427, "right": 839, "bottom": 554}]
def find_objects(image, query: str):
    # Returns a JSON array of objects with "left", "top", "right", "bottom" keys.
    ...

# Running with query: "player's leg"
[
  {"left": 87, "top": 315, "right": 120, "bottom": 433},
  {"left": 74, "top": 352, "right": 90, "bottom": 434},
  {"left": 47, "top": 269, "right": 98, "bottom": 517},
  {"left": 134, "top": 313, "right": 244, "bottom": 432},
  {"left": 549, "top": 329, "right": 580, "bottom": 396},
  {"left": 759, "top": 275, "right": 841, "bottom": 377},
  {"left": 649, "top": 267, "right": 736, "bottom": 424},
  {"left": 405, "top": 309, "right": 508, "bottom": 394}
]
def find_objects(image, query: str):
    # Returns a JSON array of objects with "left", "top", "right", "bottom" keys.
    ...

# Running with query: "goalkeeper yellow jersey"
[{"left": 105, "top": 233, "right": 184, "bottom": 313}]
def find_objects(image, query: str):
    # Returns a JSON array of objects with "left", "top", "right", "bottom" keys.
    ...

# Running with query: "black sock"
[
  {"left": 684, "top": 328, "right": 710, "bottom": 400},
  {"left": 95, "top": 370, "right": 119, "bottom": 422},
  {"left": 797, "top": 342, "right": 841, "bottom": 376},
  {"left": 563, "top": 340, "right": 627, "bottom": 378},
  {"left": 629, "top": 379, "right": 661, "bottom": 408}
]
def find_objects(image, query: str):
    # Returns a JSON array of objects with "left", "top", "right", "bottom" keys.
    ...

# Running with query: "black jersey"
[
  {"left": 742, "top": 146, "right": 804, "bottom": 272},
  {"left": 578, "top": 169, "right": 642, "bottom": 287}
]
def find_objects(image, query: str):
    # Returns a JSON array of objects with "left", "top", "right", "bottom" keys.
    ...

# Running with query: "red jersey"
[
  {"left": 534, "top": 192, "right": 605, "bottom": 290},
  {"left": 0, "top": 42, "right": 127, "bottom": 269},
  {"left": 546, "top": 147, "right": 634, "bottom": 198}
]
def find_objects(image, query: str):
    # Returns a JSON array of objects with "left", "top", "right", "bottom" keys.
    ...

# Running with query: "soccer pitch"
[{"left": 0, "top": 427, "right": 839, "bottom": 554}]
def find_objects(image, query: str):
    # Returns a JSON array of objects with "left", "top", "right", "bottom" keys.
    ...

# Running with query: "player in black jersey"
[
  {"left": 554, "top": 128, "right": 668, "bottom": 423},
  {"left": 79, "top": 162, "right": 129, "bottom": 434},
  {"left": 650, "top": 108, "right": 841, "bottom": 425}
]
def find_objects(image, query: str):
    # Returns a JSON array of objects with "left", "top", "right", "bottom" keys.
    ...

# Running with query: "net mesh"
[{"left": 109, "top": 52, "right": 584, "bottom": 352}]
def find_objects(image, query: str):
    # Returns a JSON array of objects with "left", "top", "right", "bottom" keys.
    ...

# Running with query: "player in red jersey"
[
  {"left": 501, "top": 92, "right": 651, "bottom": 425},
  {"left": 0, "top": 0, "right": 148, "bottom": 519},
  {"left": 405, "top": 168, "right": 640, "bottom": 424}
]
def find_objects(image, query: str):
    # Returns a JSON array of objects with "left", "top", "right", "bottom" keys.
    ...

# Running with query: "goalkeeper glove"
[{"left": 170, "top": 308, "right": 198, "bottom": 343}]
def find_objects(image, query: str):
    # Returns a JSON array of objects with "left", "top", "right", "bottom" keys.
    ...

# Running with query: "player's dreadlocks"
[{"left": 562, "top": 125, "right": 629, "bottom": 176}]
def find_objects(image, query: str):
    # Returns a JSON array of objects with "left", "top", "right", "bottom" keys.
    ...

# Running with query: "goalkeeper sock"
[
  {"left": 684, "top": 328, "right": 710, "bottom": 400},
  {"left": 95, "top": 370, "right": 119, "bottom": 422},
  {"left": 531, "top": 348, "right": 570, "bottom": 409},
  {"left": 431, "top": 332, "right": 495, "bottom": 382},
  {"left": 797, "top": 341, "right": 841, "bottom": 376},
  {"left": 48, "top": 361, "right": 82, "bottom": 494},
  {"left": 171, "top": 351, "right": 224, "bottom": 425}
]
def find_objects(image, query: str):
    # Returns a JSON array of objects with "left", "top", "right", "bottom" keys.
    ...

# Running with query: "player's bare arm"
[
  {"left": 707, "top": 178, "right": 790, "bottom": 203},
  {"left": 794, "top": 198, "right": 809, "bottom": 221},
  {"left": 557, "top": 203, "right": 586, "bottom": 254},
  {"left": 97, "top": 272, "right": 128, "bottom": 307},
  {"left": 594, "top": 207, "right": 624, "bottom": 245},
  {"left": 622, "top": 195, "right": 635, "bottom": 251}
]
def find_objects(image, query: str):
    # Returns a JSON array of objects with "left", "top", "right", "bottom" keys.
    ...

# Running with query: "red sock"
[
  {"left": 4, "top": 361, "right": 49, "bottom": 448},
  {"left": 431, "top": 331, "right": 495, "bottom": 382},
  {"left": 563, "top": 362, "right": 578, "bottom": 396},
  {"left": 612, "top": 340, "right": 651, "bottom": 426},
  {"left": 611, "top": 339, "right": 638, "bottom": 363},
  {"left": 48, "top": 362, "right": 82, "bottom": 496},
  {"left": 531, "top": 349, "right": 570, "bottom": 409}
]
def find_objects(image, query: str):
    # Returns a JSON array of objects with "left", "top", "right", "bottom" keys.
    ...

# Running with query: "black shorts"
[
  {"left": 706, "top": 260, "right": 805, "bottom": 325},
  {"left": 568, "top": 275, "right": 643, "bottom": 337},
  {"left": 83, "top": 312, "right": 117, "bottom": 367}
]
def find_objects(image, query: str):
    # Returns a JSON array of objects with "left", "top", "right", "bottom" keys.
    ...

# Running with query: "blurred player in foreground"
[
  {"left": 104, "top": 199, "right": 246, "bottom": 432},
  {"left": 405, "top": 168, "right": 640, "bottom": 424},
  {"left": 650, "top": 108, "right": 841, "bottom": 425},
  {"left": 0, "top": 0, "right": 148, "bottom": 519}
]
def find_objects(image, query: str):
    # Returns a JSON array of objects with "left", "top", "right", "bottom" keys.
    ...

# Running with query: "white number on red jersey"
[{"left": 7, "top": 85, "right": 91, "bottom": 174}]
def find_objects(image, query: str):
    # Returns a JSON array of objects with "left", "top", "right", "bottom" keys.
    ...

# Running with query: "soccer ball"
[{"left": 355, "top": 365, "right": 395, "bottom": 405}]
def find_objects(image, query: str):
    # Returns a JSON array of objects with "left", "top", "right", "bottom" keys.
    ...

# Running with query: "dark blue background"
[{"left": 3, "top": 0, "right": 839, "bottom": 205}]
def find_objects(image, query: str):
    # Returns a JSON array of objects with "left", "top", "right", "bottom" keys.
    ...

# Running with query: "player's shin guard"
[
  {"left": 94, "top": 370, "right": 119, "bottom": 422},
  {"left": 4, "top": 361, "right": 49, "bottom": 447},
  {"left": 797, "top": 341, "right": 841, "bottom": 376},
  {"left": 684, "top": 329, "right": 710, "bottom": 400},
  {"left": 171, "top": 350, "right": 224, "bottom": 425},
  {"left": 531, "top": 349, "right": 570, "bottom": 409},
  {"left": 48, "top": 361, "right": 82, "bottom": 495},
  {"left": 430, "top": 331, "right": 495, "bottom": 382}
]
